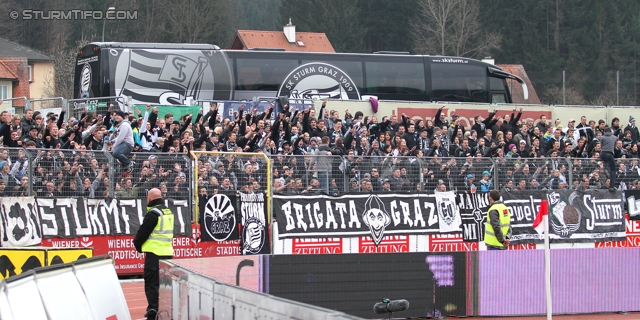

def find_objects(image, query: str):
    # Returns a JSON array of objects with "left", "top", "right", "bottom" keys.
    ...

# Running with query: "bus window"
[
  {"left": 490, "top": 76, "right": 507, "bottom": 91},
  {"left": 490, "top": 77, "right": 508, "bottom": 103},
  {"left": 365, "top": 60, "right": 425, "bottom": 99},
  {"left": 492, "top": 93, "right": 507, "bottom": 103},
  {"left": 234, "top": 57, "right": 298, "bottom": 91},
  {"left": 431, "top": 63, "right": 485, "bottom": 102}
]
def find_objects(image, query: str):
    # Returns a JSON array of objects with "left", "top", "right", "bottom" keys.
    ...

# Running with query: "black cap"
[
  {"left": 116, "top": 110, "right": 126, "bottom": 118},
  {"left": 172, "top": 120, "right": 180, "bottom": 125}
]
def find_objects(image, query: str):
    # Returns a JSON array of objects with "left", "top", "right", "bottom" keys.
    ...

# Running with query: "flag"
[{"left": 533, "top": 200, "right": 549, "bottom": 234}]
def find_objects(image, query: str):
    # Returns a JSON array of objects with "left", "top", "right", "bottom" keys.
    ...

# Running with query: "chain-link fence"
[
  {"left": 270, "top": 154, "right": 340, "bottom": 194},
  {"left": 613, "top": 158, "right": 640, "bottom": 190},
  {"left": 0, "top": 148, "right": 196, "bottom": 204},
  {"left": 0, "top": 97, "right": 28, "bottom": 116},
  {"left": 267, "top": 154, "right": 640, "bottom": 194},
  {"left": 28, "top": 98, "right": 66, "bottom": 117},
  {"left": 494, "top": 157, "right": 573, "bottom": 191},
  {"left": 527, "top": 69, "right": 640, "bottom": 106},
  {"left": 269, "top": 155, "right": 502, "bottom": 195},
  {"left": 66, "top": 96, "right": 128, "bottom": 122},
  {"left": 121, "top": 152, "right": 193, "bottom": 204},
  {"left": 0, "top": 147, "right": 33, "bottom": 196},
  {"left": 25, "top": 148, "right": 111, "bottom": 198},
  {"left": 191, "top": 151, "right": 271, "bottom": 223}
]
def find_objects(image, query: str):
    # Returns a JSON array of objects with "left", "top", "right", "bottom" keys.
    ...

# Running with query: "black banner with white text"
[
  {"left": 459, "top": 190, "right": 625, "bottom": 243},
  {"left": 239, "top": 192, "right": 270, "bottom": 255},
  {"left": 625, "top": 190, "right": 640, "bottom": 220},
  {"left": 274, "top": 193, "right": 452, "bottom": 246},
  {"left": 0, "top": 197, "right": 192, "bottom": 246}
]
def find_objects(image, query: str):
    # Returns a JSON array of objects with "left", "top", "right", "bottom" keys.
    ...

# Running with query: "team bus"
[{"left": 74, "top": 42, "right": 527, "bottom": 106}]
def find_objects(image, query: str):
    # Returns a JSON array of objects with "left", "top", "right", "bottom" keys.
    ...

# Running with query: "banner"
[
  {"left": 222, "top": 101, "right": 275, "bottom": 121},
  {"left": 545, "top": 190, "right": 625, "bottom": 242},
  {"left": 132, "top": 105, "right": 202, "bottom": 123},
  {"left": 458, "top": 192, "right": 489, "bottom": 242},
  {"left": 458, "top": 190, "right": 625, "bottom": 244},
  {"left": 435, "top": 191, "right": 462, "bottom": 233},
  {"left": 41, "top": 234, "right": 241, "bottom": 275},
  {"left": 201, "top": 194, "right": 239, "bottom": 242},
  {"left": 0, "top": 197, "right": 42, "bottom": 247},
  {"left": 625, "top": 190, "right": 640, "bottom": 220},
  {"left": 0, "top": 249, "right": 45, "bottom": 279},
  {"left": 0, "top": 197, "right": 191, "bottom": 245},
  {"left": 239, "top": 192, "right": 270, "bottom": 255},
  {"left": 274, "top": 193, "right": 440, "bottom": 245}
]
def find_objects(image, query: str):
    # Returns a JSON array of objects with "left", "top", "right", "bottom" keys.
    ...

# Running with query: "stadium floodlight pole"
[{"left": 102, "top": 7, "right": 116, "bottom": 42}]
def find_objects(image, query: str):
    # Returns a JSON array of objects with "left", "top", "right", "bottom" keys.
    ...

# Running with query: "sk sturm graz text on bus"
[{"left": 74, "top": 42, "right": 528, "bottom": 105}]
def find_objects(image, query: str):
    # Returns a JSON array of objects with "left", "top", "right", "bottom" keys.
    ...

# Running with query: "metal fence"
[
  {"left": 265, "top": 155, "right": 640, "bottom": 194},
  {"left": 27, "top": 98, "right": 66, "bottom": 113},
  {"left": 66, "top": 96, "right": 127, "bottom": 121},
  {"left": 191, "top": 151, "right": 271, "bottom": 223},
  {"left": 0, "top": 147, "right": 193, "bottom": 204},
  {"left": 2, "top": 146, "right": 634, "bottom": 201},
  {"left": 126, "top": 152, "right": 192, "bottom": 203},
  {"left": 269, "top": 155, "right": 500, "bottom": 195}
]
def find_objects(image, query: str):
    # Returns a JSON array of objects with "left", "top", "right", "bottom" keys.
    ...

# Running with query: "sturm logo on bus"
[
  {"left": 80, "top": 63, "right": 91, "bottom": 99},
  {"left": 277, "top": 62, "right": 360, "bottom": 102}
]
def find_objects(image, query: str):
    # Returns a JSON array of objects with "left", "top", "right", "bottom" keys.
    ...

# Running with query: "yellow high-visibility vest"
[
  {"left": 484, "top": 202, "right": 511, "bottom": 247},
  {"left": 141, "top": 206, "right": 174, "bottom": 256}
]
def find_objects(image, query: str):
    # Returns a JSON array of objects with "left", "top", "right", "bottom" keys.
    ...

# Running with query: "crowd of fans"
[{"left": 0, "top": 101, "right": 638, "bottom": 199}]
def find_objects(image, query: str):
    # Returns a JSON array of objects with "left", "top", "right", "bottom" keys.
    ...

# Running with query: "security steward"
[
  {"left": 484, "top": 190, "right": 512, "bottom": 250},
  {"left": 134, "top": 188, "right": 174, "bottom": 320}
]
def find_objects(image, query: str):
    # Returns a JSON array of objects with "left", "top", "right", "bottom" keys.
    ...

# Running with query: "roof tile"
[
  {"left": 497, "top": 64, "right": 541, "bottom": 104},
  {"left": 231, "top": 30, "right": 335, "bottom": 53},
  {"left": 0, "top": 37, "right": 51, "bottom": 61}
]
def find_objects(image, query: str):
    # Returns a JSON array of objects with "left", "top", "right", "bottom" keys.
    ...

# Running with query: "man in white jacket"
[{"left": 112, "top": 110, "right": 134, "bottom": 173}]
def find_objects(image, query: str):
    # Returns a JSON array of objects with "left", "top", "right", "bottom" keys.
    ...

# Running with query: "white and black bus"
[{"left": 74, "top": 42, "right": 527, "bottom": 105}]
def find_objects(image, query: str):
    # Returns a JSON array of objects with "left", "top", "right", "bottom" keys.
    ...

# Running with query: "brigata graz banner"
[
  {"left": 460, "top": 190, "right": 625, "bottom": 244},
  {"left": 0, "top": 197, "right": 192, "bottom": 247},
  {"left": 274, "top": 193, "right": 454, "bottom": 246},
  {"left": 274, "top": 190, "right": 625, "bottom": 245}
]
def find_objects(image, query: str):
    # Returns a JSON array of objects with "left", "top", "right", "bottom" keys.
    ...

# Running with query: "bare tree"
[
  {"left": 540, "top": 85, "right": 587, "bottom": 105},
  {"left": 162, "top": 0, "right": 237, "bottom": 45},
  {"left": 411, "top": 0, "right": 457, "bottom": 55},
  {"left": 43, "top": 38, "right": 91, "bottom": 99},
  {"left": 411, "top": 0, "right": 501, "bottom": 58}
]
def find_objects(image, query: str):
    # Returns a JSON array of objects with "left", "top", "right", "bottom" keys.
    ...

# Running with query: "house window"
[
  {"left": 28, "top": 65, "right": 33, "bottom": 82},
  {"left": 0, "top": 86, "right": 7, "bottom": 100}
]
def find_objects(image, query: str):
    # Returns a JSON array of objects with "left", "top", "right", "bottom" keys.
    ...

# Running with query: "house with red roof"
[
  {"left": 0, "top": 38, "right": 54, "bottom": 111},
  {"left": 230, "top": 19, "right": 335, "bottom": 53}
]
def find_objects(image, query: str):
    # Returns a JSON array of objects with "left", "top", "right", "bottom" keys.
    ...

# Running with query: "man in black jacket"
[
  {"left": 134, "top": 188, "right": 174, "bottom": 320},
  {"left": 471, "top": 112, "right": 497, "bottom": 138},
  {"left": 434, "top": 105, "right": 449, "bottom": 128}
]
